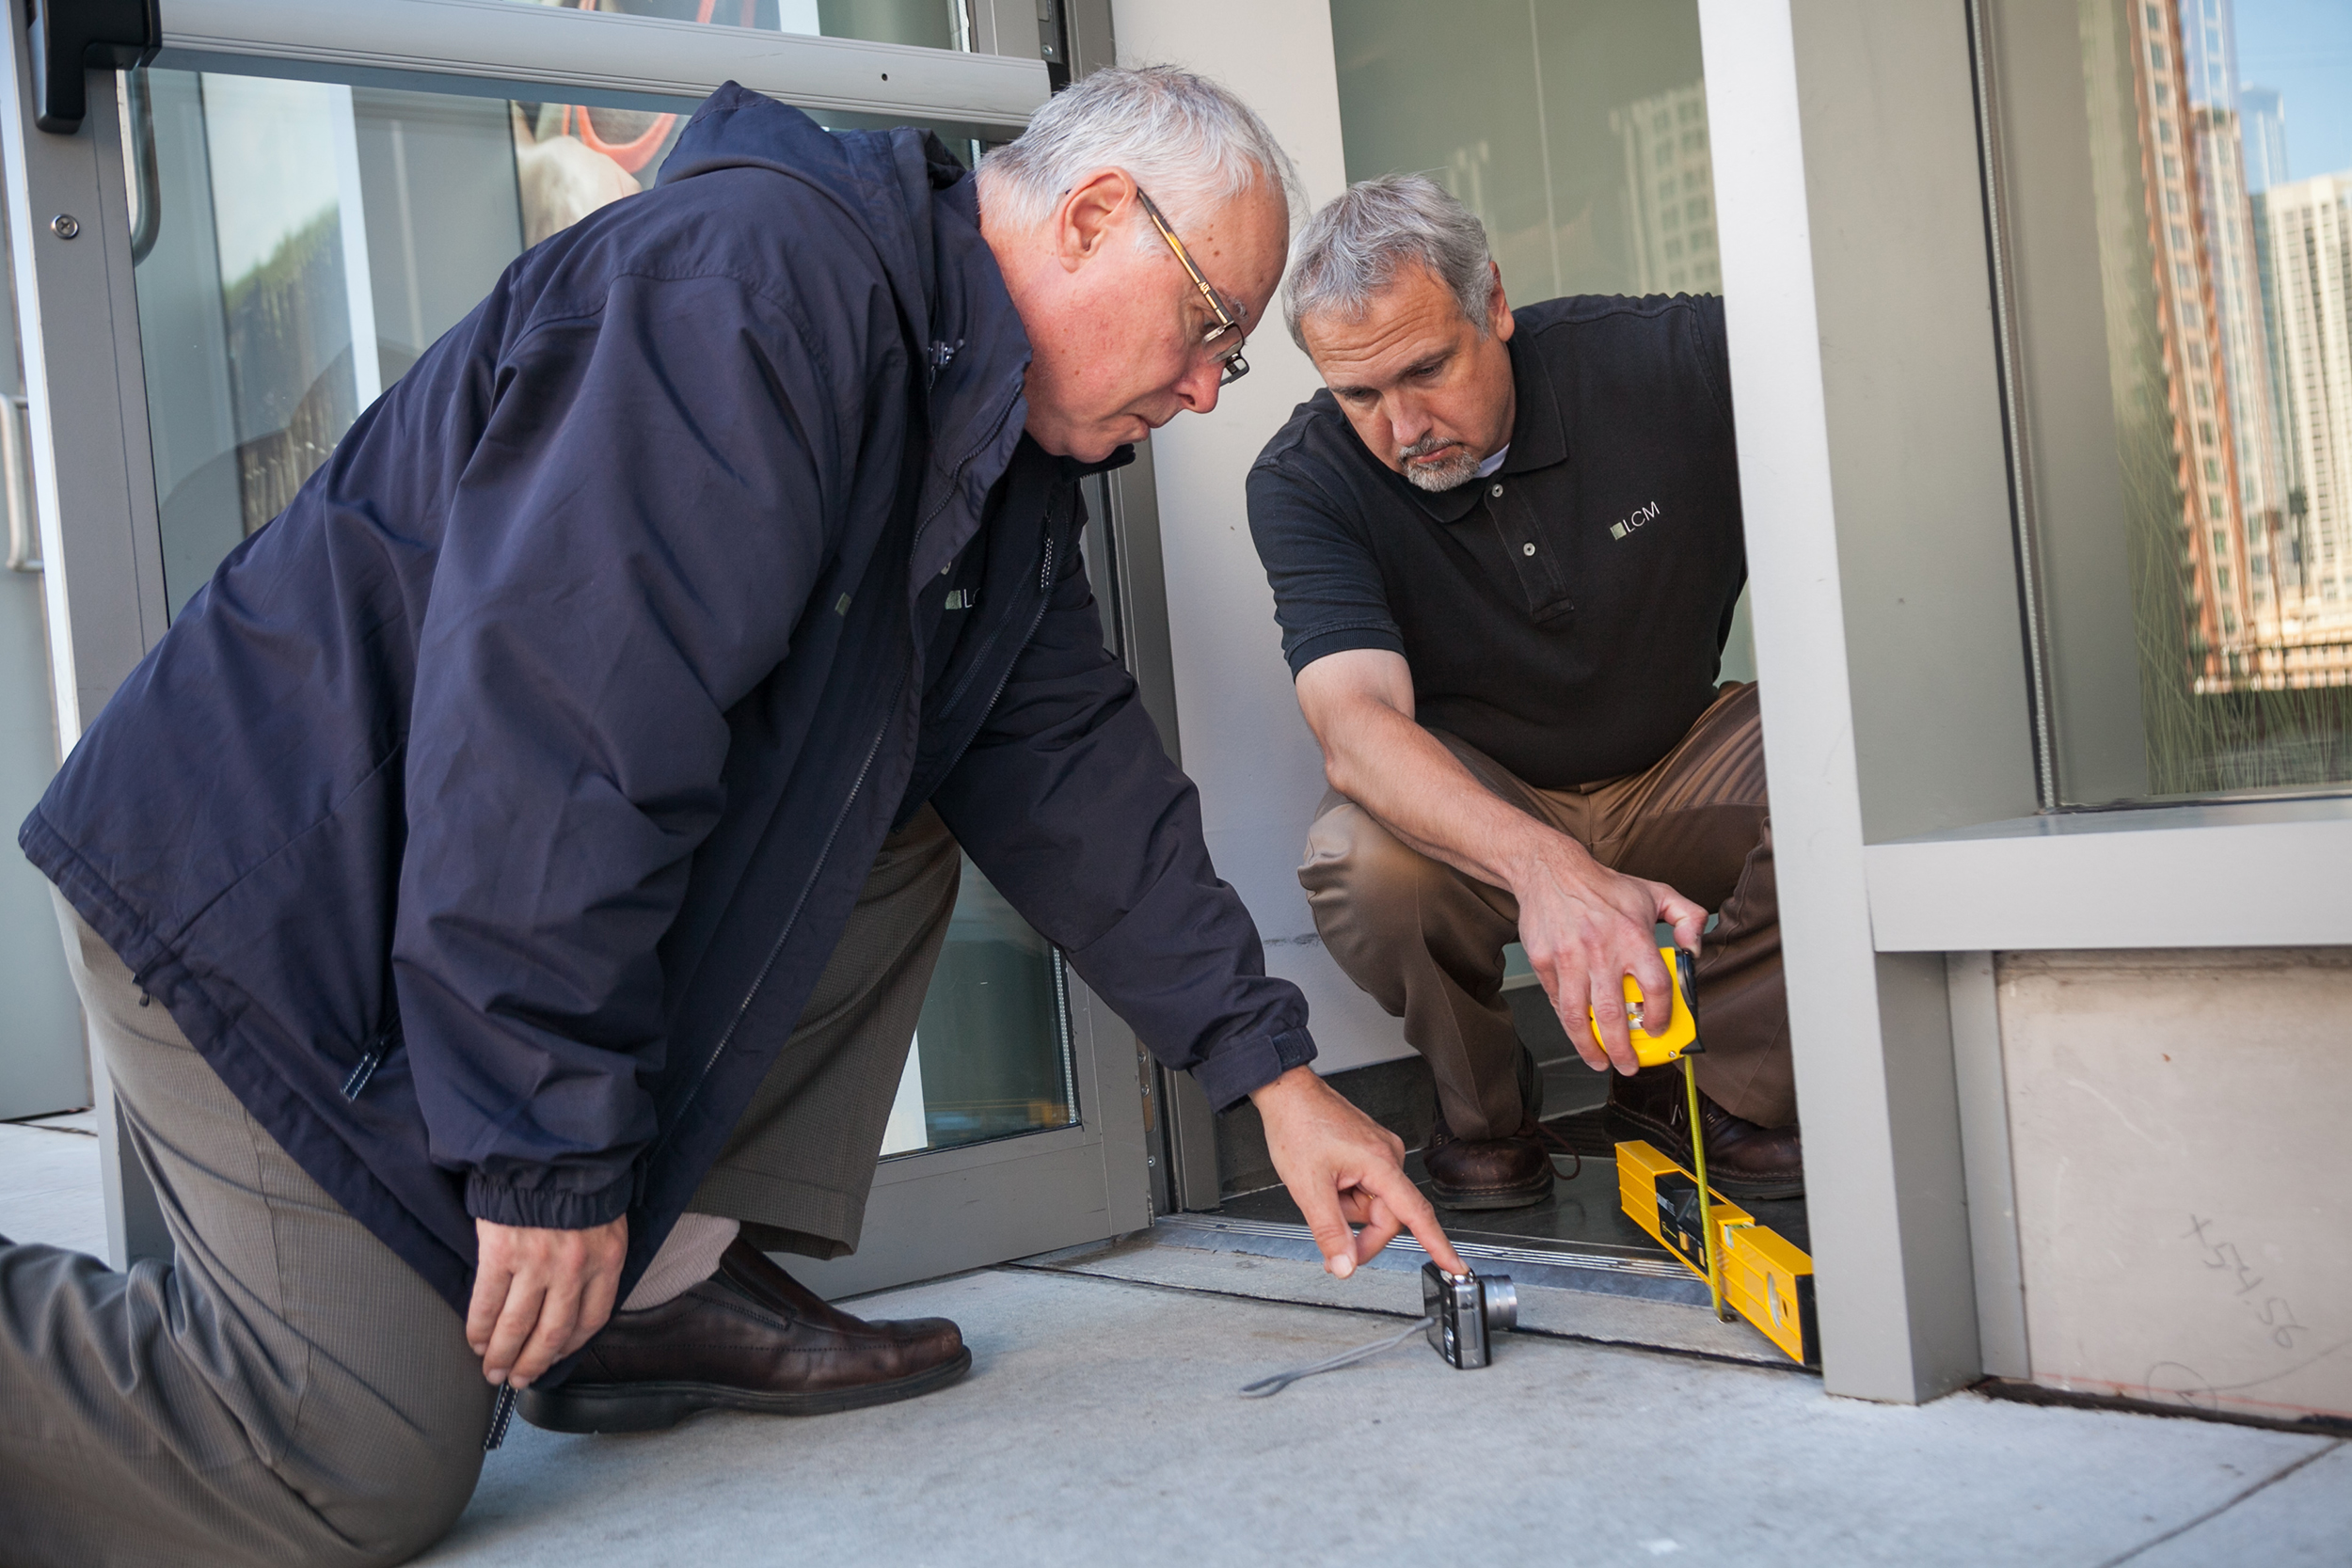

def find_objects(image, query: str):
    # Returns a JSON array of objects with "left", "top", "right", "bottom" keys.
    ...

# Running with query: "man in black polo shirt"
[{"left": 1247, "top": 176, "right": 1798, "bottom": 1210}]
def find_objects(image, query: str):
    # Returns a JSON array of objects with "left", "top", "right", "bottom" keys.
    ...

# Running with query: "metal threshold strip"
[
  {"left": 1152, "top": 1214, "right": 1714, "bottom": 1308},
  {"left": 149, "top": 0, "right": 1051, "bottom": 128}
]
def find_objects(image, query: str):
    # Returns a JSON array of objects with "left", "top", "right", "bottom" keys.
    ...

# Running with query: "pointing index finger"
[{"left": 1364, "top": 1161, "right": 1465, "bottom": 1275}]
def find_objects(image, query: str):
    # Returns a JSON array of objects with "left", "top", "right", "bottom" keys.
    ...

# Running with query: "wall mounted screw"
[{"left": 49, "top": 214, "right": 77, "bottom": 240}]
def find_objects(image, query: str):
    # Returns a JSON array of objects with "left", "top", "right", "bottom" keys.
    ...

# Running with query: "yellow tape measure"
[{"left": 1587, "top": 945, "right": 1700, "bottom": 1068}]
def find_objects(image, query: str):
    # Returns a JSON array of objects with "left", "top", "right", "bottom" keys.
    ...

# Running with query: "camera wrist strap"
[{"left": 1238, "top": 1316, "right": 1436, "bottom": 1399}]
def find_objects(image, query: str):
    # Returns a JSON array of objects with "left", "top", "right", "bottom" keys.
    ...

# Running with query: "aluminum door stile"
[
  {"left": 0, "top": 21, "right": 172, "bottom": 1265},
  {"left": 1079, "top": 440, "right": 1220, "bottom": 1215}
]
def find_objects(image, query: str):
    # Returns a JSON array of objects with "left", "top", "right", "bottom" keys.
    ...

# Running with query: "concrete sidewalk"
[
  {"left": 8, "top": 1121, "right": 2345, "bottom": 1566},
  {"left": 425, "top": 1261, "right": 2345, "bottom": 1568}
]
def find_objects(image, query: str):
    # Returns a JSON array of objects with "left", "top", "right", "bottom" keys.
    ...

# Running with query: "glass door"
[{"left": 5, "top": 0, "right": 1149, "bottom": 1293}]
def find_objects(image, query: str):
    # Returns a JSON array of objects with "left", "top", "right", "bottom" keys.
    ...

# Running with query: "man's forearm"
[{"left": 1317, "top": 696, "right": 1585, "bottom": 898}]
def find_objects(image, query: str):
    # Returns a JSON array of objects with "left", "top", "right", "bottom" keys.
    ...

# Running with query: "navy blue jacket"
[{"left": 23, "top": 86, "right": 1313, "bottom": 1313}]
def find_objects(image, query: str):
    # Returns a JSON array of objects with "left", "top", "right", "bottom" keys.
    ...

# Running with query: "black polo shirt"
[{"left": 1247, "top": 293, "right": 1744, "bottom": 790}]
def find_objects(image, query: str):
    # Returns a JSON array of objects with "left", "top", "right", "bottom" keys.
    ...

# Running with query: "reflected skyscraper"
[
  {"left": 1612, "top": 82, "right": 1720, "bottom": 296},
  {"left": 2180, "top": 0, "right": 2293, "bottom": 640},
  {"left": 2129, "top": 0, "right": 2247, "bottom": 688},
  {"left": 2238, "top": 85, "right": 2287, "bottom": 193},
  {"left": 2122, "top": 0, "right": 2348, "bottom": 690},
  {"left": 2263, "top": 175, "right": 2352, "bottom": 642}
]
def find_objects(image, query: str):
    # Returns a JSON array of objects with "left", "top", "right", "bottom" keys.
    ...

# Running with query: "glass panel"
[
  {"left": 126, "top": 68, "right": 1072, "bottom": 1147},
  {"left": 880, "top": 857, "right": 1078, "bottom": 1157},
  {"left": 1331, "top": 1, "right": 1713, "bottom": 305},
  {"left": 130, "top": 68, "right": 977, "bottom": 606},
  {"left": 1327, "top": 0, "right": 1753, "bottom": 684},
  {"left": 485, "top": 0, "right": 969, "bottom": 53},
  {"left": 134, "top": 71, "right": 529, "bottom": 606},
  {"left": 2027, "top": 0, "right": 2352, "bottom": 799}
]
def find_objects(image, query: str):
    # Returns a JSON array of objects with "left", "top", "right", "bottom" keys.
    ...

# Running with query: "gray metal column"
[
  {"left": 1699, "top": 0, "right": 2036, "bottom": 1402},
  {"left": 0, "top": 187, "right": 87, "bottom": 1123}
]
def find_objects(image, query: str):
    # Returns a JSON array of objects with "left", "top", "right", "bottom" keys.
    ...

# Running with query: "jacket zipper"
[
  {"left": 651, "top": 670, "right": 907, "bottom": 1163},
  {"left": 936, "top": 495, "right": 1060, "bottom": 720},
  {"left": 648, "top": 396, "right": 1016, "bottom": 1164},
  {"left": 342, "top": 1017, "right": 401, "bottom": 1101},
  {"left": 971, "top": 528, "right": 1057, "bottom": 720}
]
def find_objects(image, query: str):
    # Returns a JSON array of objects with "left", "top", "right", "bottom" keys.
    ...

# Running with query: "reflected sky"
[
  {"left": 198, "top": 76, "right": 342, "bottom": 286},
  {"left": 2236, "top": 0, "right": 2352, "bottom": 179}
]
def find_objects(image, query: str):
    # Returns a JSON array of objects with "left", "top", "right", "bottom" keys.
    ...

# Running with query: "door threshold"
[
  {"left": 1148, "top": 1212, "right": 1712, "bottom": 1307},
  {"left": 1021, "top": 1218, "right": 1799, "bottom": 1369}
]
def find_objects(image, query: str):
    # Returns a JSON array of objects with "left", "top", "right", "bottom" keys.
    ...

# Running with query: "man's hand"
[
  {"left": 1251, "top": 1065, "right": 1467, "bottom": 1278},
  {"left": 467, "top": 1215, "right": 628, "bottom": 1389},
  {"left": 1506, "top": 836, "right": 1706, "bottom": 1077}
]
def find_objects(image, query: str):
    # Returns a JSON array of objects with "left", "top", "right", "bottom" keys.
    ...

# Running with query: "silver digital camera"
[{"left": 1421, "top": 1260, "right": 1518, "bottom": 1370}]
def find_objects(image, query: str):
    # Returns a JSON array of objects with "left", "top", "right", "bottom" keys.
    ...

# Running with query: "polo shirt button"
[
  {"left": 1522, "top": 542, "right": 1537, "bottom": 556},
  {"left": 1490, "top": 483, "right": 1504, "bottom": 498}
]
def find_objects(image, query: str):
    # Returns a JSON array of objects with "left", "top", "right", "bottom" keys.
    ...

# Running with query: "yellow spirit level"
[
  {"left": 1616, "top": 1139, "right": 1819, "bottom": 1366},
  {"left": 1604, "top": 948, "right": 1820, "bottom": 1367}
]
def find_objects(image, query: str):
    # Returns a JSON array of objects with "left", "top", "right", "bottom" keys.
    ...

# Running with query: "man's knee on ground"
[{"left": 331, "top": 1447, "right": 484, "bottom": 1568}]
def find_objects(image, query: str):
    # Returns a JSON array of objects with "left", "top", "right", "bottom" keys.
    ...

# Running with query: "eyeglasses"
[{"left": 1134, "top": 186, "right": 1251, "bottom": 387}]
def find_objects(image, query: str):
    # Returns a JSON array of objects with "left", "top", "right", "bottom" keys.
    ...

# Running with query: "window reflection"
[
  {"left": 2072, "top": 0, "right": 2352, "bottom": 793},
  {"left": 882, "top": 860, "right": 1080, "bottom": 1158},
  {"left": 1331, "top": 0, "right": 1714, "bottom": 303},
  {"left": 134, "top": 73, "right": 524, "bottom": 598}
]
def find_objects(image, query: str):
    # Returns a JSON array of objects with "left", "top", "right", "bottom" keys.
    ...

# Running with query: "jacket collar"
[
  {"left": 1400, "top": 325, "right": 1568, "bottom": 525},
  {"left": 907, "top": 174, "right": 1033, "bottom": 583},
  {"left": 905, "top": 181, "right": 1134, "bottom": 578},
  {"left": 659, "top": 87, "right": 1123, "bottom": 584},
  {"left": 657, "top": 87, "right": 1041, "bottom": 583}
]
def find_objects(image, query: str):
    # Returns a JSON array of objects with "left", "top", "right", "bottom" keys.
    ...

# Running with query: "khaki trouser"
[
  {"left": 0, "top": 809, "right": 960, "bottom": 1568},
  {"left": 1299, "top": 683, "right": 1790, "bottom": 1142}
]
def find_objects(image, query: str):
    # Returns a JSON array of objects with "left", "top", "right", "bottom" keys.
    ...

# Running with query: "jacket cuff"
[
  {"left": 465, "top": 1170, "right": 633, "bottom": 1231},
  {"left": 1191, "top": 1026, "right": 1319, "bottom": 1114}
]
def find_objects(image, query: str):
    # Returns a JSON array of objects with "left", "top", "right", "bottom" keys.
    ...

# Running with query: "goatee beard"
[{"left": 1398, "top": 436, "right": 1480, "bottom": 493}]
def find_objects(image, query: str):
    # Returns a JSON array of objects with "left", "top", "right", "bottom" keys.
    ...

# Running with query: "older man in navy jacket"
[{"left": 0, "top": 69, "right": 1461, "bottom": 1567}]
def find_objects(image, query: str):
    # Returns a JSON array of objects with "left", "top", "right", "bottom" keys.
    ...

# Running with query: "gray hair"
[
  {"left": 977, "top": 65, "right": 1300, "bottom": 242},
  {"left": 1284, "top": 175, "right": 1496, "bottom": 349}
]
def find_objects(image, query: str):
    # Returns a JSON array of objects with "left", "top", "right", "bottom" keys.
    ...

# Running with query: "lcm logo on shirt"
[{"left": 1610, "top": 499, "right": 1661, "bottom": 540}]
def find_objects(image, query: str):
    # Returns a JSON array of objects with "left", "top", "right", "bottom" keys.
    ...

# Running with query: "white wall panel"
[{"left": 2000, "top": 948, "right": 2352, "bottom": 1424}]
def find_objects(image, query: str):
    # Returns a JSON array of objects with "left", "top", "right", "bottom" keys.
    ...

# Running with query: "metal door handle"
[{"left": 5, "top": 394, "right": 40, "bottom": 574}]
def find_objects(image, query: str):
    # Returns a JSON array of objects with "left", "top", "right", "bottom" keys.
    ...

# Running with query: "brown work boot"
[
  {"left": 1605, "top": 1065, "right": 1804, "bottom": 1201},
  {"left": 1424, "top": 1103, "right": 1556, "bottom": 1211},
  {"left": 518, "top": 1239, "right": 970, "bottom": 1433}
]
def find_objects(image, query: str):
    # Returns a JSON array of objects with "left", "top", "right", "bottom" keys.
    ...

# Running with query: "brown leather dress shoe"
[
  {"left": 1605, "top": 1066, "right": 1804, "bottom": 1201},
  {"left": 518, "top": 1240, "right": 971, "bottom": 1433},
  {"left": 1424, "top": 1105, "right": 1556, "bottom": 1211}
]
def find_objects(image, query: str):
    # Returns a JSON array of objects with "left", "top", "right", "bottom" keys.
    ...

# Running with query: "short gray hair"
[
  {"left": 1284, "top": 175, "right": 1495, "bottom": 350},
  {"left": 977, "top": 66, "right": 1299, "bottom": 241}
]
